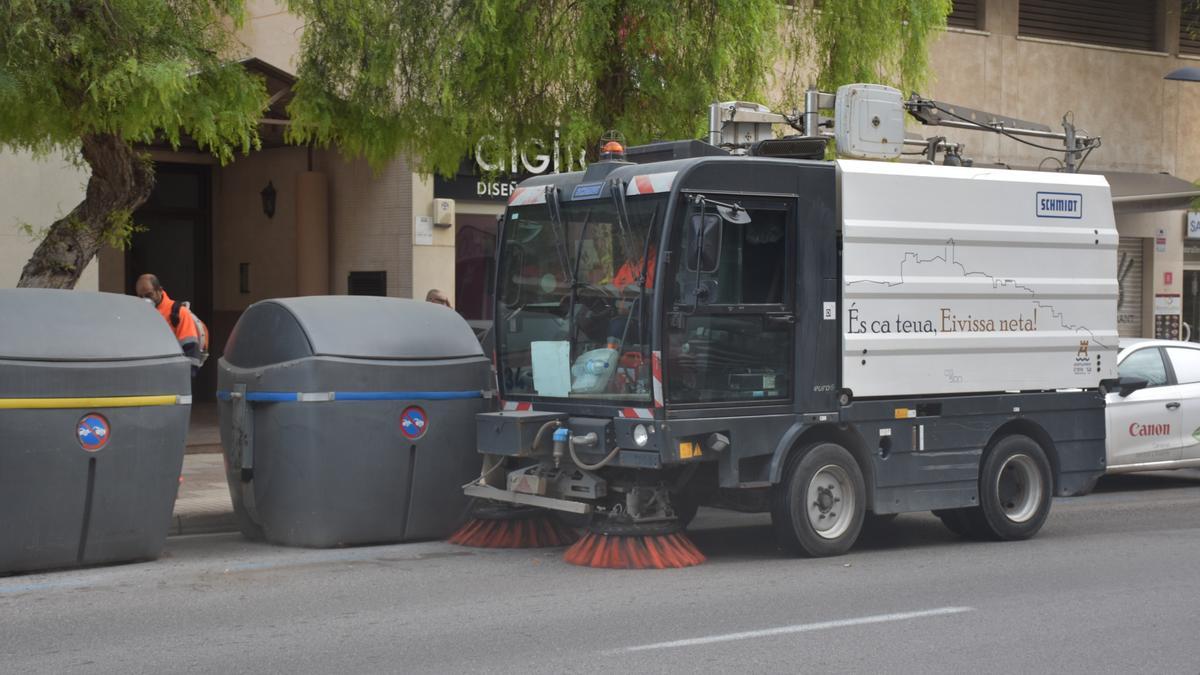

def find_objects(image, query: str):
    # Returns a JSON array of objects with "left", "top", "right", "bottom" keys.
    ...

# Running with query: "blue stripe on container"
[
  {"left": 246, "top": 392, "right": 301, "bottom": 402},
  {"left": 216, "top": 390, "right": 482, "bottom": 402},
  {"left": 334, "top": 391, "right": 481, "bottom": 401}
]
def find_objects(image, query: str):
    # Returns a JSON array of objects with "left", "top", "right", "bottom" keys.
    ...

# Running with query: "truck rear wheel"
[
  {"left": 967, "top": 434, "right": 1052, "bottom": 541},
  {"left": 771, "top": 442, "right": 866, "bottom": 557}
]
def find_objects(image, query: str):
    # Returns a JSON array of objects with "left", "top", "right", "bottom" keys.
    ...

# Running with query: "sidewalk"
[
  {"left": 173, "top": 453, "right": 237, "bottom": 536},
  {"left": 172, "top": 401, "right": 236, "bottom": 536},
  {"left": 186, "top": 401, "right": 222, "bottom": 455}
]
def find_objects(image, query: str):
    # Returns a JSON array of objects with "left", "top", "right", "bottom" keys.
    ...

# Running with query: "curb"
[{"left": 171, "top": 512, "right": 239, "bottom": 537}]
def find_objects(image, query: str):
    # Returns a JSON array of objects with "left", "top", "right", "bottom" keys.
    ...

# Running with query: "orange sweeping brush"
[
  {"left": 449, "top": 506, "right": 579, "bottom": 549},
  {"left": 564, "top": 521, "right": 706, "bottom": 569}
]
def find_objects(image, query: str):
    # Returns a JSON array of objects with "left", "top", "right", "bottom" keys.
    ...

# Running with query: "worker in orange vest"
[{"left": 136, "top": 274, "right": 205, "bottom": 371}]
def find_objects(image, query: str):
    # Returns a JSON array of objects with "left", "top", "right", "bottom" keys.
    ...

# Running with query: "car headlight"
[{"left": 632, "top": 424, "right": 649, "bottom": 447}]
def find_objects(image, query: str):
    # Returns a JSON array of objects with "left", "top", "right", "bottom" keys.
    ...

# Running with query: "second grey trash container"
[{"left": 217, "top": 296, "right": 490, "bottom": 547}]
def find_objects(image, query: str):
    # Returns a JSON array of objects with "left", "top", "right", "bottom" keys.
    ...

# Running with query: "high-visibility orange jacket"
[
  {"left": 613, "top": 246, "right": 657, "bottom": 291},
  {"left": 155, "top": 290, "right": 201, "bottom": 358}
]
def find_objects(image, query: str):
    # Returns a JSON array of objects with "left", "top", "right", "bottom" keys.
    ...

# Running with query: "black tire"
[
  {"left": 933, "top": 508, "right": 974, "bottom": 538},
  {"left": 965, "top": 434, "right": 1053, "bottom": 541},
  {"left": 771, "top": 442, "right": 866, "bottom": 557}
]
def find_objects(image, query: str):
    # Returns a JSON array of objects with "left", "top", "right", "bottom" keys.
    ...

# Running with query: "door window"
[
  {"left": 1165, "top": 347, "right": 1200, "bottom": 384},
  {"left": 1119, "top": 347, "right": 1168, "bottom": 386},
  {"left": 666, "top": 197, "right": 792, "bottom": 404}
]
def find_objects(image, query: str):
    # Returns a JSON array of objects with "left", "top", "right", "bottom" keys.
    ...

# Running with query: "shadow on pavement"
[
  {"left": 686, "top": 511, "right": 968, "bottom": 562},
  {"left": 1092, "top": 469, "right": 1200, "bottom": 494}
]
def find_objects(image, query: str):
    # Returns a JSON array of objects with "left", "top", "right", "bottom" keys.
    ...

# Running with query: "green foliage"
[
  {"left": 0, "top": 0, "right": 267, "bottom": 163},
  {"left": 0, "top": 0, "right": 952, "bottom": 184},
  {"left": 102, "top": 208, "right": 145, "bottom": 249},
  {"left": 285, "top": 0, "right": 783, "bottom": 175},
  {"left": 784, "top": 0, "right": 952, "bottom": 98}
]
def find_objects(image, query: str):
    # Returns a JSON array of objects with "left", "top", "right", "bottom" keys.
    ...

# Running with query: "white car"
[{"left": 1106, "top": 339, "right": 1200, "bottom": 474}]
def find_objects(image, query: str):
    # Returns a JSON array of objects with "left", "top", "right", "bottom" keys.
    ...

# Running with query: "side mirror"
[
  {"left": 686, "top": 213, "right": 722, "bottom": 273},
  {"left": 1118, "top": 377, "right": 1149, "bottom": 397},
  {"left": 1101, "top": 376, "right": 1149, "bottom": 397}
]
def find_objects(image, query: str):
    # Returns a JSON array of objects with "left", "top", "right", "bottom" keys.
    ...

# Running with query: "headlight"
[{"left": 632, "top": 424, "right": 649, "bottom": 447}]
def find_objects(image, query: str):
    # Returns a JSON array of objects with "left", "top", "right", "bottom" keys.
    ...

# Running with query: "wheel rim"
[
  {"left": 806, "top": 464, "right": 856, "bottom": 539},
  {"left": 995, "top": 453, "right": 1043, "bottom": 523}
]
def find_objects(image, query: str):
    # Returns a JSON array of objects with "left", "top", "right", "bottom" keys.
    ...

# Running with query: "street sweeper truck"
[{"left": 451, "top": 84, "right": 1118, "bottom": 568}]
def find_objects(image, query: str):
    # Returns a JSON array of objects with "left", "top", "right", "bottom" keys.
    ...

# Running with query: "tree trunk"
[{"left": 17, "top": 134, "right": 155, "bottom": 289}]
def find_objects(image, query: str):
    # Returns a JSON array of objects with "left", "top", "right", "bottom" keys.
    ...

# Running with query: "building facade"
[{"left": 3, "top": 0, "right": 1199, "bottom": 399}]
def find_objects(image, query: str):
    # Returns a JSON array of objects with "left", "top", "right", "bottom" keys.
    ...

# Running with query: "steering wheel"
[
  {"left": 558, "top": 282, "right": 616, "bottom": 313},
  {"left": 559, "top": 283, "right": 619, "bottom": 340}
]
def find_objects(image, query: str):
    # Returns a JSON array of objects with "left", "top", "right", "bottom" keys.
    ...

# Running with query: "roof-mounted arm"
[
  {"left": 904, "top": 95, "right": 1101, "bottom": 172},
  {"left": 708, "top": 84, "right": 1102, "bottom": 171}
]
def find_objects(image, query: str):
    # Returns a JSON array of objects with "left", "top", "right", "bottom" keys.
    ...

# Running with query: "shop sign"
[
  {"left": 1156, "top": 227, "right": 1168, "bottom": 253},
  {"left": 1188, "top": 211, "right": 1200, "bottom": 239},
  {"left": 434, "top": 135, "right": 587, "bottom": 203}
]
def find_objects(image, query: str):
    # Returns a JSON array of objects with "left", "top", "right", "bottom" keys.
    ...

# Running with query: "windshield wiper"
[
  {"left": 608, "top": 179, "right": 639, "bottom": 276},
  {"left": 616, "top": 204, "right": 660, "bottom": 352},
  {"left": 566, "top": 209, "right": 594, "bottom": 354},
  {"left": 544, "top": 185, "right": 573, "bottom": 285}
]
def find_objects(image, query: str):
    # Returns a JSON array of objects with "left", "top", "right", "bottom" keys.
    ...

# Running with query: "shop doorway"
[
  {"left": 125, "top": 163, "right": 214, "bottom": 398},
  {"left": 1184, "top": 270, "right": 1200, "bottom": 343},
  {"left": 455, "top": 214, "right": 498, "bottom": 321}
]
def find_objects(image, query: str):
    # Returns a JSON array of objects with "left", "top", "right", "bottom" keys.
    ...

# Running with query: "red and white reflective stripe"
[
  {"left": 507, "top": 187, "right": 548, "bottom": 206},
  {"left": 501, "top": 401, "right": 533, "bottom": 411},
  {"left": 651, "top": 350, "right": 664, "bottom": 408},
  {"left": 627, "top": 172, "right": 677, "bottom": 196},
  {"left": 619, "top": 407, "right": 654, "bottom": 419}
]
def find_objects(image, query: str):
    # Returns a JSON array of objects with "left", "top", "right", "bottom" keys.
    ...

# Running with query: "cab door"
[
  {"left": 1107, "top": 346, "right": 1182, "bottom": 468},
  {"left": 663, "top": 194, "right": 795, "bottom": 407}
]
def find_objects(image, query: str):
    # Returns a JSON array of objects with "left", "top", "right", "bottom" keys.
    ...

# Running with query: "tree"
[
  {"left": 284, "top": 0, "right": 783, "bottom": 175},
  {"left": 285, "top": 0, "right": 951, "bottom": 176},
  {"left": 786, "top": 0, "right": 953, "bottom": 96},
  {"left": 0, "top": 0, "right": 266, "bottom": 289},
  {"left": 4, "top": 1, "right": 951, "bottom": 289}
]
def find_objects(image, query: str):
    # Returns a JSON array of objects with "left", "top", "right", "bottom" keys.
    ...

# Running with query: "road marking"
[{"left": 614, "top": 606, "right": 974, "bottom": 653}]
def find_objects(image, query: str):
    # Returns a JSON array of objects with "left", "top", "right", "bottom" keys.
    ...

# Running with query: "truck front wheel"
[
  {"left": 968, "top": 434, "right": 1053, "bottom": 540},
  {"left": 771, "top": 442, "right": 866, "bottom": 557}
]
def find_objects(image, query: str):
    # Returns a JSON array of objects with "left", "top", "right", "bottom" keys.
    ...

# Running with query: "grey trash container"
[
  {"left": 217, "top": 296, "right": 490, "bottom": 547},
  {"left": 0, "top": 289, "right": 191, "bottom": 575}
]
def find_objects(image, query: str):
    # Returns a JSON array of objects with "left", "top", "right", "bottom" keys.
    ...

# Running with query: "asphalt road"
[{"left": 3, "top": 470, "right": 1199, "bottom": 674}]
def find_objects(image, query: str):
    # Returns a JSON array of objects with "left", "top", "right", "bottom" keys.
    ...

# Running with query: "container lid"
[
  {"left": 223, "top": 296, "right": 484, "bottom": 368},
  {"left": 0, "top": 289, "right": 184, "bottom": 361}
]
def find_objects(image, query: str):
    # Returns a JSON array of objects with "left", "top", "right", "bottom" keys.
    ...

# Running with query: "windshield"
[{"left": 497, "top": 192, "right": 665, "bottom": 402}]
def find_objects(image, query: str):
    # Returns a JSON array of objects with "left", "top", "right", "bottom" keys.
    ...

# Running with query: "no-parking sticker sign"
[
  {"left": 399, "top": 406, "right": 428, "bottom": 440},
  {"left": 77, "top": 413, "right": 110, "bottom": 452}
]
